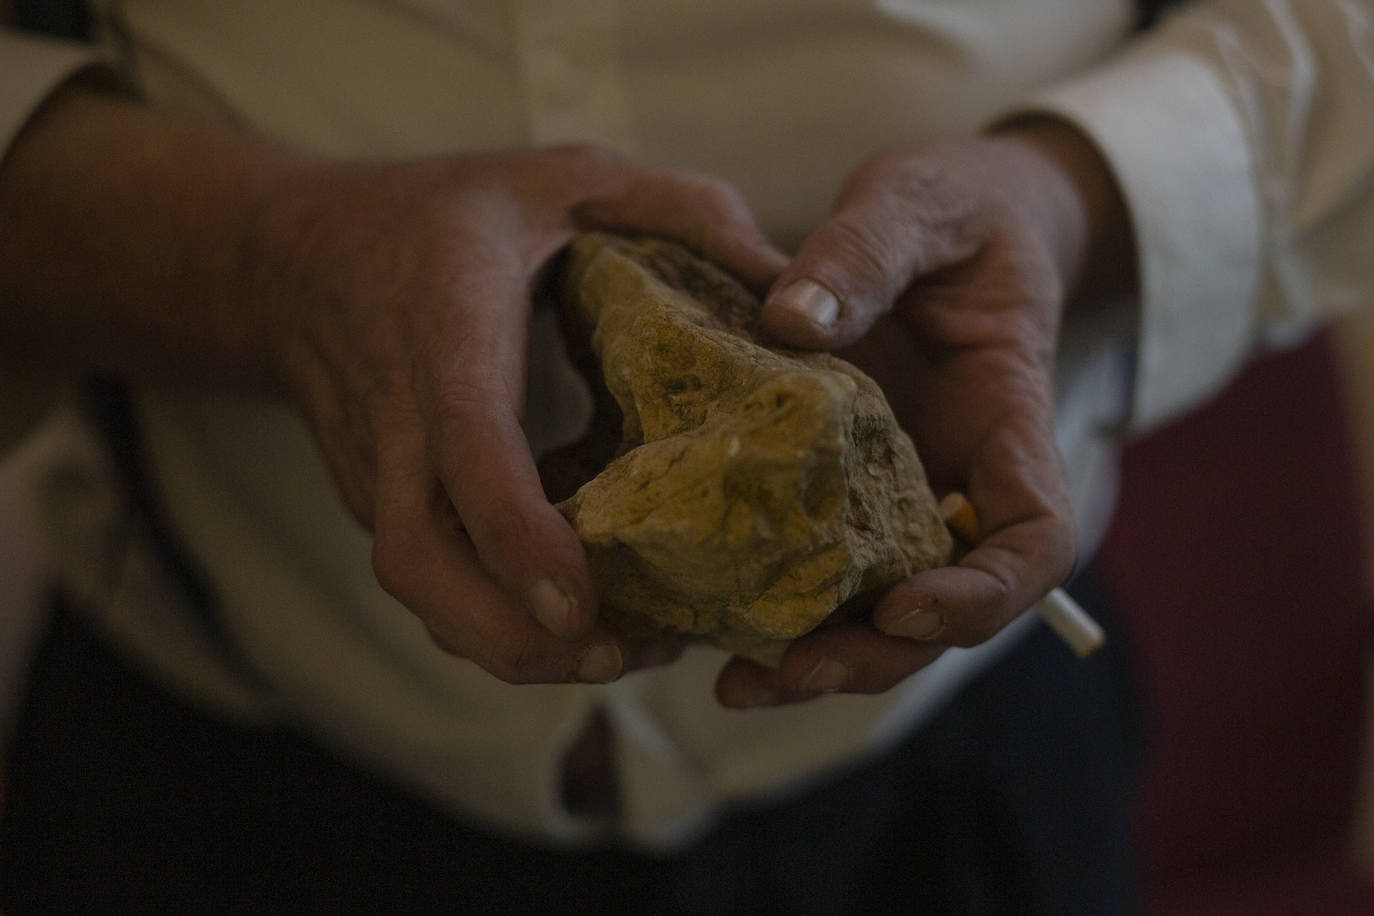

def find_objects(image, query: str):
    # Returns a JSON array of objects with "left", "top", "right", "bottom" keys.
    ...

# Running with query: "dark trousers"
[{"left": 1, "top": 574, "right": 1141, "bottom": 915}]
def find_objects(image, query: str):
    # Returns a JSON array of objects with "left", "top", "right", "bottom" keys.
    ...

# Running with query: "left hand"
[{"left": 715, "top": 121, "right": 1135, "bottom": 707}]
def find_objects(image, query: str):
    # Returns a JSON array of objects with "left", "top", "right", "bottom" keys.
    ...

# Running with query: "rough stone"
[{"left": 543, "top": 234, "right": 952, "bottom": 665}]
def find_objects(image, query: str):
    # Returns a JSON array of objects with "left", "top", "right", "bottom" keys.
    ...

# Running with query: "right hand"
[
  {"left": 248, "top": 145, "right": 785, "bottom": 685},
  {"left": 716, "top": 123, "right": 1131, "bottom": 706}
]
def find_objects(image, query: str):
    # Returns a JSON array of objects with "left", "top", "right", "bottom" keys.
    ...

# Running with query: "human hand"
[
  {"left": 0, "top": 85, "right": 788, "bottom": 687},
  {"left": 715, "top": 121, "right": 1134, "bottom": 706},
  {"left": 250, "top": 146, "right": 784, "bottom": 686}
]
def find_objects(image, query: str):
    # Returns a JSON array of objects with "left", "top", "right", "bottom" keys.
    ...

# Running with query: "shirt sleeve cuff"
[
  {"left": 1015, "top": 41, "right": 1264, "bottom": 433},
  {"left": 0, "top": 30, "right": 104, "bottom": 160}
]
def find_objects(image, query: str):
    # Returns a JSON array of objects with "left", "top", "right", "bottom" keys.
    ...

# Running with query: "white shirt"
[{"left": 2, "top": 0, "right": 1371, "bottom": 849}]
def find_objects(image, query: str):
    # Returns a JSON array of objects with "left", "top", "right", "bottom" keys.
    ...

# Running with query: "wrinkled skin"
[
  {"left": 0, "top": 85, "right": 1124, "bottom": 701},
  {"left": 716, "top": 125, "right": 1132, "bottom": 707},
  {"left": 251, "top": 145, "right": 791, "bottom": 686}
]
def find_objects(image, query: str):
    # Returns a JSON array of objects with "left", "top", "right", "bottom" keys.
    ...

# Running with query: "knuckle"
[
  {"left": 423, "top": 623, "right": 465, "bottom": 657},
  {"left": 818, "top": 213, "right": 903, "bottom": 292},
  {"left": 844, "top": 147, "right": 908, "bottom": 191},
  {"left": 656, "top": 172, "right": 751, "bottom": 231},
  {"left": 430, "top": 384, "right": 493, "bottom": 430},
  {"left": 688, "top": 174, "right": 747, "bottom": 213},
  {"left": 427, "top": 379, "right": 512, "bottom": 445},
  {"left": 841, "top": 153, "right": 988, "bottom": 259},
  {"left": 963, "top": 610, "right": 1008, "bottom": 647},
  {"left": 444, "top": 479, "right": 535, "bottom": 564},
  {"left": 953, "top": 573, "right": 1014, "bottom": 647},
  {"left": 844, "top": 148, "right": 943, "bottom": 212},
  {"left": 854, "top": 152, "right": 962, "bottom": 216},
  {"left": 371, "top": 525, "right": 419, "bottom": 599},
  {"left": 481, "top": 631, "right": 548, "bottom": 685}
]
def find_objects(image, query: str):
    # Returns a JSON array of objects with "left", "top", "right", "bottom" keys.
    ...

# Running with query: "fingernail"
[
  {"left": 887, "top": 608, "right": 945, "bottom": 641},
  {"left": 529, "top": 579, "right": 576, "bottom": 639},
  {"left": 770, "top": 280, "right": 839, "bottom": 329},
  {"left": 575, "top": 644, "right": 623, "bottom": 684},
  {"left": 801, "top": 657, "right": 850, "bottom": 693}
]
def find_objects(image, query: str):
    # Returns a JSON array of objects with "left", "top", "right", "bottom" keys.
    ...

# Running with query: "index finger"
[
  {"left": 574, "top": 167, "right": 788, "bottom": 295},
  {"left": 418, "top": 254, "right": 598, "bottom": 642}
]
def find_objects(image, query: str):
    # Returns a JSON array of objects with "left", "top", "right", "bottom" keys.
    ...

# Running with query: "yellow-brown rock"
[{"left": 547, "top": 234, "right": 952, "bottom": 665}]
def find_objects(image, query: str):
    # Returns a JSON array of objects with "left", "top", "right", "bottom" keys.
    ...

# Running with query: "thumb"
[{"left": 762, "top": 167, "right": 983, "bottom": 349}]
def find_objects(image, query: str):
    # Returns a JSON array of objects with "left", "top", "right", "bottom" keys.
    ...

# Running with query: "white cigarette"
[{"left": 1035, "top": 587, "right": 1105, "bottom": 658}]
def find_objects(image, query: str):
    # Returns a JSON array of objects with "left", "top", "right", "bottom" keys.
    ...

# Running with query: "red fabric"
[
  {"left": 1097, "top": 330, "right": 1374, "bottom": 911},
  {"left": 1151, "top": 856, "right": 1374, "bottom": 916}
]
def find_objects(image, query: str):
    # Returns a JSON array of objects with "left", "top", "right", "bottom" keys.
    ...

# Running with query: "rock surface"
[{"left": 545, "top": 234, "right": 952, "bottom": 664}]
